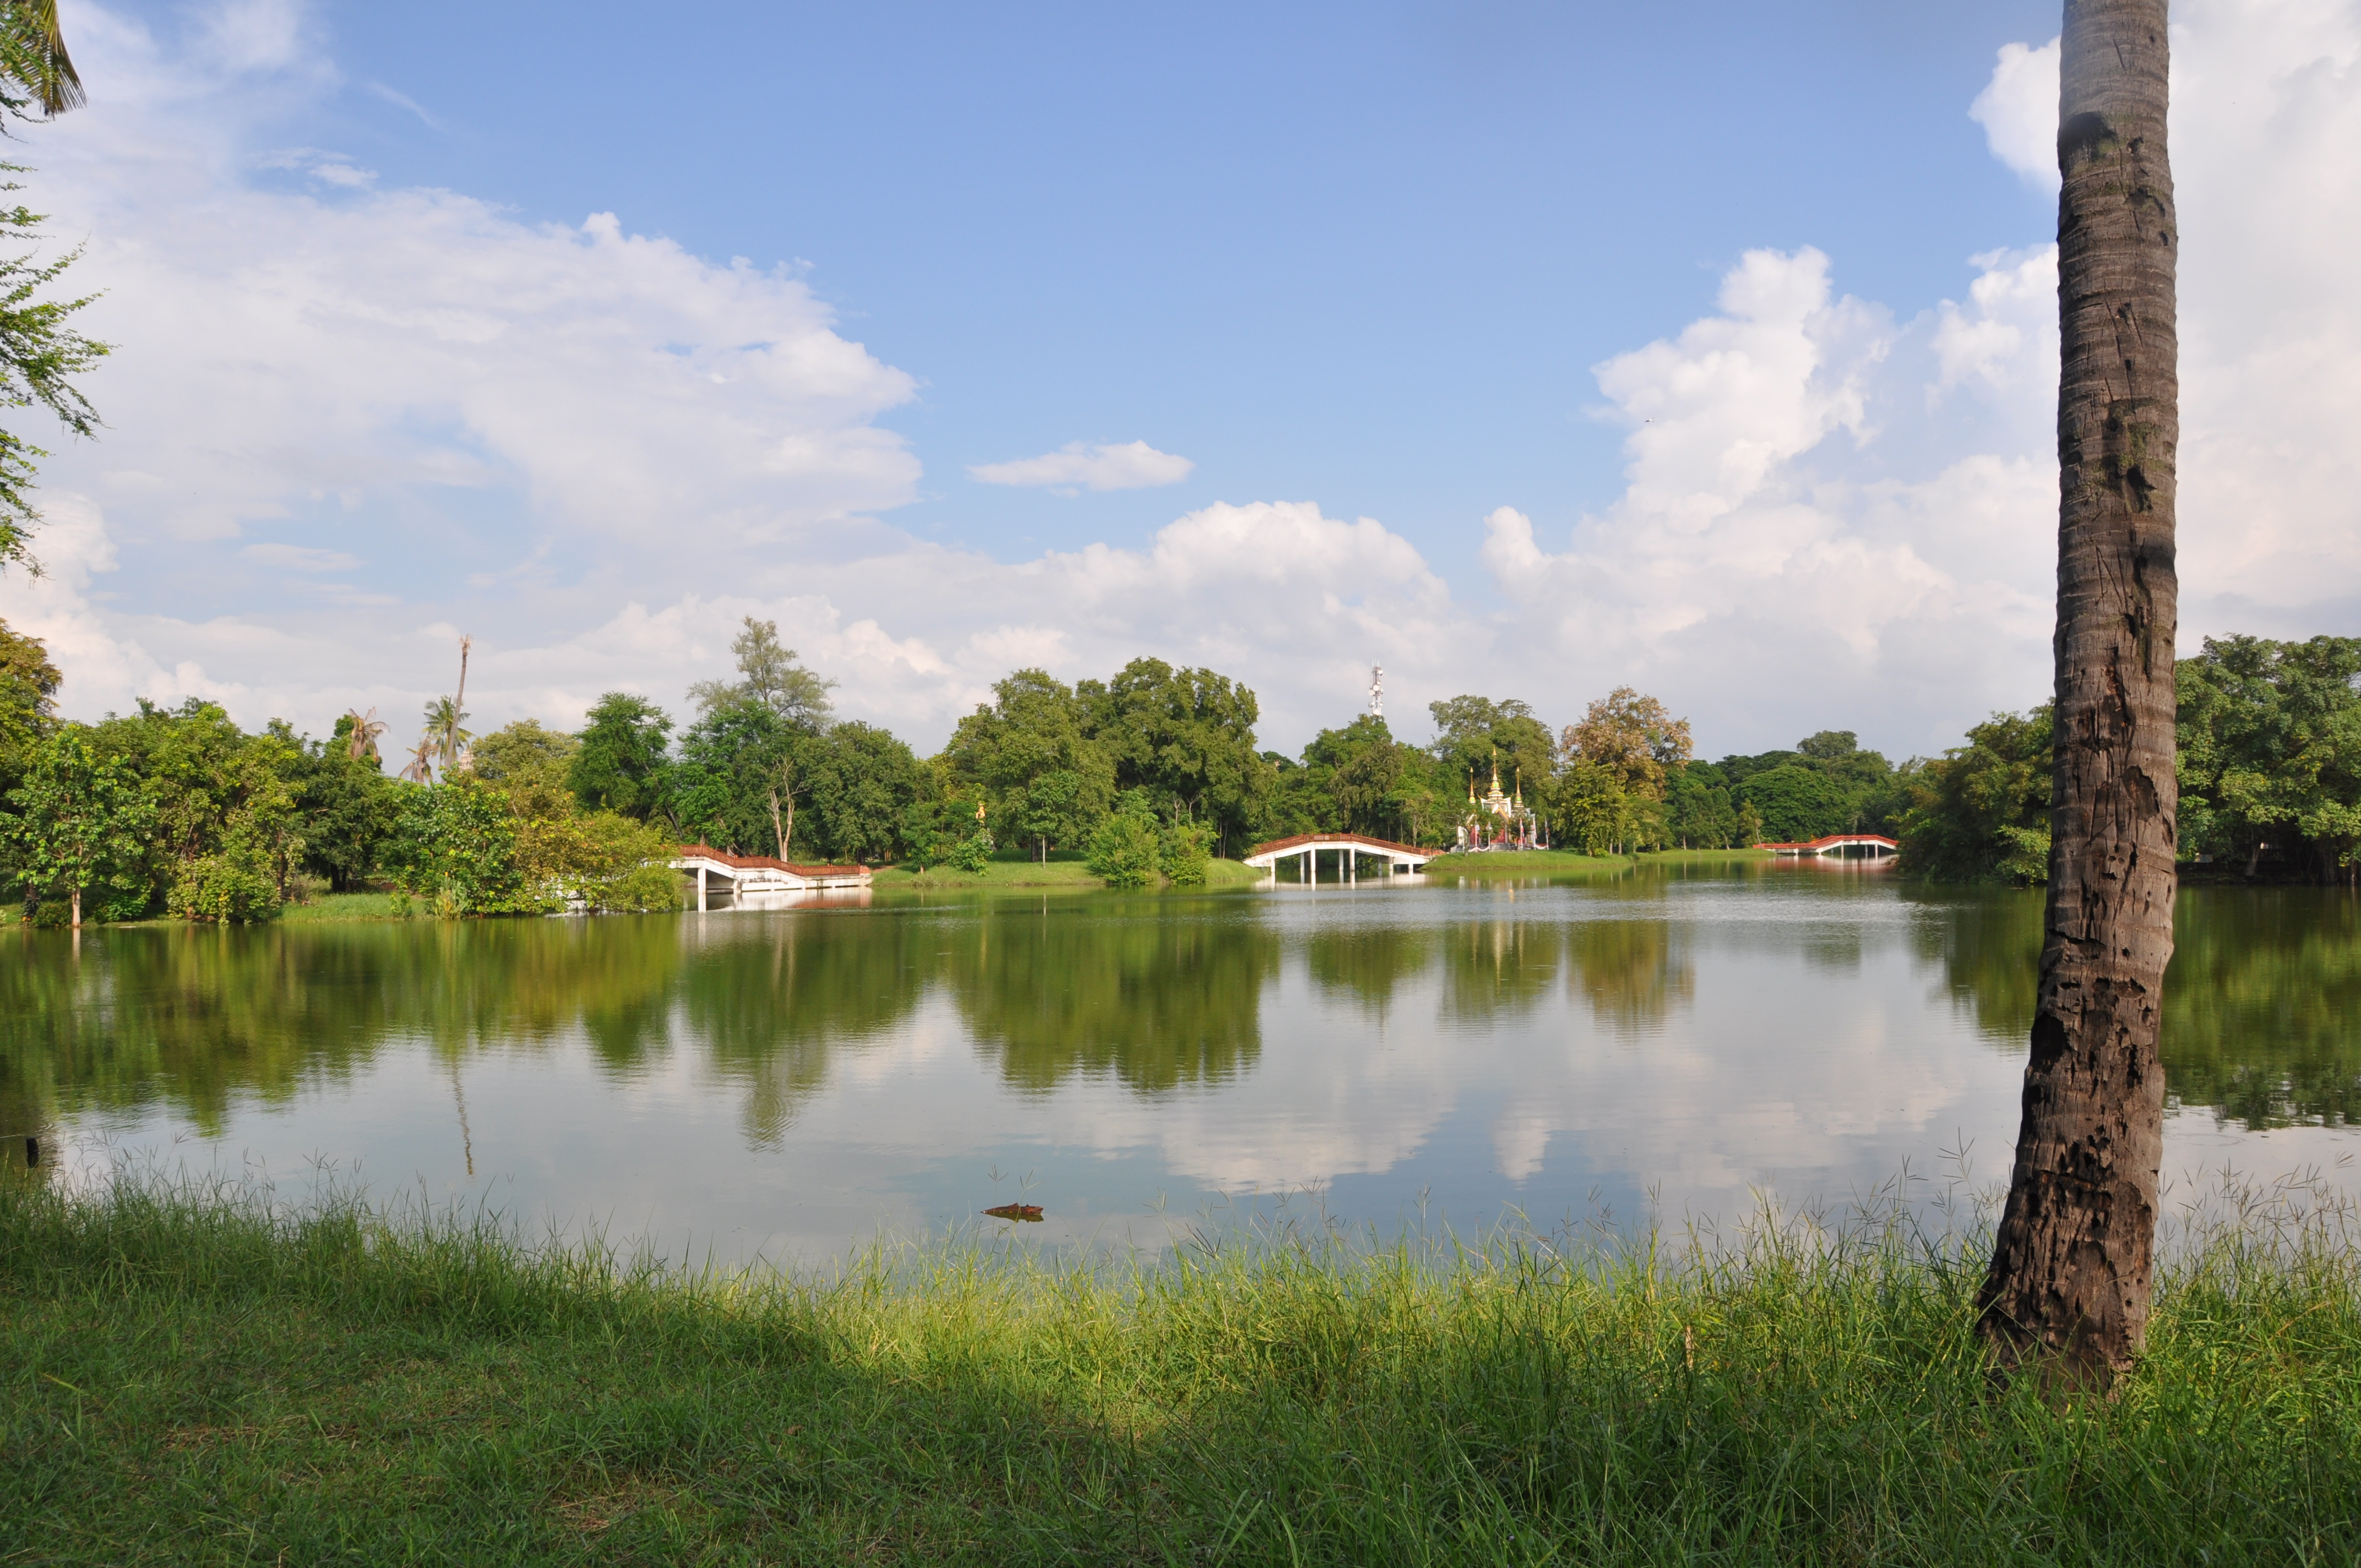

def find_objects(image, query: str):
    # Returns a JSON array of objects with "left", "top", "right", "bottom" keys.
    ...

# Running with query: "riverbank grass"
[
  {"left": 1424, "top": 848, "right": 1632, "bottom": 881},
  {"left": 875, "top": 854, "right": 1262, "bottom": 891},
  {"left": 5, "top": 1178, "right": 2357, "bottom": 1564}
]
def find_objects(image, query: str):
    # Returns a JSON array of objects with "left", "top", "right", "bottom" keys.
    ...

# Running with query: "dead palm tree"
[
  {"left": 1, "top": 0, "right": 86, "bottom": 117},
  {"left": 342, "top": 706, "right": 387, "bottom": 763},
  {"left": 1976, "top": 0, "right": 2179, "bottom": 1387},
  {"left": 398, "top": 736, "right": 434, "bottom": 785}
]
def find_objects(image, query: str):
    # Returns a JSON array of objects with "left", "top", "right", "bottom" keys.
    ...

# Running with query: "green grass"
[
  {"left": 873, "top": 856, "right": 1263, "bottom": 892},
  {"left": 6, "top": 1177, "right": 2357, "bottom": 1564},
  {"left": 1423, "top": 848, "right": 1633, "bottom": 881},
  {"left": 1634, "top": 848, "right": 1777, "bottom": 864},
  {"left": 275, "top": 892, "right": 405, "bottom": 922}
]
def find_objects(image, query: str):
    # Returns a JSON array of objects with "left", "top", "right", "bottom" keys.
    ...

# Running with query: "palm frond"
[{"left": 4, "top": 0, "right": 85, "bottom": 117}]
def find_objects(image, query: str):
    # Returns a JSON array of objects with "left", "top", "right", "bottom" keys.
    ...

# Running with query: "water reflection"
[
  {"left": 1568, "top": 921, "right": 1692, "bottom": 1033},
  {"left": 4, "top": 873, "right": 2358, "bottom": 1246},
  {"left": 946, "top": 900, "right": 1277, "bottom": 1092},
  {"left": 1906, "top": 884, "right": 2361, "bottom": 1129}
]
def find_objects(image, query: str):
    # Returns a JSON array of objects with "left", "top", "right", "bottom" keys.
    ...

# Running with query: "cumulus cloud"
[
  {"left": 1970, "top": 37, "right": 2061, "bottom": 189},
  {"left": 5, "top": 0, "right": 2358, "bottom": 761},
  {"left": 1476, "top": 243, "right": 2058, "bottom": 753},
  {"left": 967, "top": 440, "right": 1195, "bottom": 492}
]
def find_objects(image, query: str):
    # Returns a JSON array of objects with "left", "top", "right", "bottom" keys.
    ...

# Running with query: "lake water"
[{"left": 6, "top": 860, "right": 2358, "bottom": 1264}]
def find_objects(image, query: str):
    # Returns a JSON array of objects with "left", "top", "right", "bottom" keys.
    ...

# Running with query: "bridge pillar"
[{"left": 695, "top": 863, "right": 707, "bottom": 912}]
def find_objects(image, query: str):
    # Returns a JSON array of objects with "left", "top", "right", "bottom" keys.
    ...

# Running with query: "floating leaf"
[{"left": 982, "top": 1204, "right": 1044, "bottom": 1222}]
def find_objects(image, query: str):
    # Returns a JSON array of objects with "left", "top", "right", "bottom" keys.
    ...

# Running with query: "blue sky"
[
  {"left": 5, "top": 0, "right": 2357, "bottom": 758},
  {"left": 302, "top": 0, "right": 2059, "bottom": 560}
]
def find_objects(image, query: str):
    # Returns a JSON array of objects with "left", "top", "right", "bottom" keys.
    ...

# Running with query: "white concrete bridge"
[
  {"left": 671, "top": 845, "right": 872, "bottom": 910},
  {"left": 1243, "top": 832, "right": 1438, "bottom": 884},
  {"left": 1759, "top": 833, "right": 1899, "bottom": 858}
]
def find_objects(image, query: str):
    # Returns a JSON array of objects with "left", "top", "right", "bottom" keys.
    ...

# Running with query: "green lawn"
[
  {"left": 873, "top": 856, "right": 1263, "bottom": 892},
  {"left": 1421, "top": 848, "right": 1633, "bottom": 881},
  {"left": 4, "top": 1177, "right": 2356, "bottom": 1564},
  {"left": 276, "top": 891, "right": 406, "bottom": 922}
]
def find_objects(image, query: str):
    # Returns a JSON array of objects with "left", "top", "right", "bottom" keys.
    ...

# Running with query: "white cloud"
[
  {"left": 1969, "top": 37, "right": 2060, "bottom": 189},
  {"left": 241, "top": 542, "right": 361, "bottom": 571},
  {"left": 6, "top": 0, "right": 2359, "bottom": 763},
  {"left": 968, "top": 440, "right": 1195, "bottom": 492}
]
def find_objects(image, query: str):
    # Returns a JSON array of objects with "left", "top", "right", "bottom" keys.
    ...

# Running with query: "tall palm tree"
[
  {"left": 421, "top": 696, "right": 471, "bottom": 773},
  {"left": 1, "top": 0, "right": 85, "bottom": 117},
  {"left": 1977, "top": 0, "right": 2179, "bottom": 1386}
]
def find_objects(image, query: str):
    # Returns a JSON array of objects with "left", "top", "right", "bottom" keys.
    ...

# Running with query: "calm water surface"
[{"left": 6, "top": 861, "right": 2358, "bottom": 1262}]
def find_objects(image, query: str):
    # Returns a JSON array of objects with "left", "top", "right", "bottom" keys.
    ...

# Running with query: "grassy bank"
[
  {"left": 874, "top": 856, "right": 1263, "bottom": 891},
  {"left": 276, "top": 891, "right": 405, "bottom": 922},
  {"left": 1636, "top": 848, "right": 1777, "bottom": 864},
  {"left": 1424, "top": 848, "right": 1631, "bottom": 881},
  {"left": 5, "top": 1180, "right": 2357, "bottom": 1563}
]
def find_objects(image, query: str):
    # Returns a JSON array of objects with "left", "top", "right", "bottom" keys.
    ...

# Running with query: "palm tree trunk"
[{"left": 1976, "top": 0, "right": 2179, "bottom": 1385}]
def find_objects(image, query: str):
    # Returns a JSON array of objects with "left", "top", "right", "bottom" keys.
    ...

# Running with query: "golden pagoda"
[{"left": 1455, "top": 749, "right": 1544, "bottom": 852}]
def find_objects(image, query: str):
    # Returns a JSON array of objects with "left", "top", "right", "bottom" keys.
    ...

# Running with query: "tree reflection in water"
[
  {"left": 0, "top": 921, "right": 690, "bottom": 1143},
  {"left": 6, "top": 881, "right": 2354, "bottom": 1166},
  {"left": 1304, "top": 923, "right": 1439, "bottom": 1016},
  {"left": 1566, "top": 920, "right": 1692, "bottom": 1033},
  {"left": 944, "top": 898, "right": 1278, "bottom": 1093},
  {"left": 1441, "top": 915, "right": 1559, "bottom": 1023},
  {"left": 1907, "top": 884, "right": 2361, "bottom": 1129},
  {"left": 681, "top": 914, "right": 930, "bottom": 1142}
]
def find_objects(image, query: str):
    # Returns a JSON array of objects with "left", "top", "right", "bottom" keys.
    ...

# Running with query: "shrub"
[
  {"left": 1086, "top": 809, "right": 1160, "bottom": 888},
  {"left": 948, "top": 828, "right": 995, "bottom": 874},
  {"left": 384, "top": 780, "right": 545, "bottom": 917},
  {"left": 1159, "top": 821, "right": 1211, "bottom": 886}
]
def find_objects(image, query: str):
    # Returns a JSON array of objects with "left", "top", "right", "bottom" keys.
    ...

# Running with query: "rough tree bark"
[{"left": 1976, "top": 0, "right": 2179, "bottom": 1385}]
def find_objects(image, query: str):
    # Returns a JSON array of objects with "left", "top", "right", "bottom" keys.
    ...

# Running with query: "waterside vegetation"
[
  {"left": 3, "top": 1172, "right": 2357, "bottom": 1564},
  {"left": 9, "top": 612, "right": 2361, "bottom": 923}
]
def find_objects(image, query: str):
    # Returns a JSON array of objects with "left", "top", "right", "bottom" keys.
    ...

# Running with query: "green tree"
[
  {"left": 569, "top": 693, "right": 673, "bottom": 821},
  {"left": 1079, "top": 657, "right": 1269, "bottom": 855},
  {"left": 942, "top": 669, "right": 1113, "bottom": 860},
  {"left": 1735, "top": 764, "right": 1854, "bottom": 843},
  {"left": 1560, "top": 688, "right": 1691, "bottom": 801},
  {"left": 799, "top": 721, "right": 926, "bottom": 864},
  {"left": 1303, "top": 715, "right": 1412, "bottom": 837},
  {"left": 384, "top": 778, "right": 541, "bottom": 917},
  {"left": 421, "top": 694, "right": 472, "bottom": 775},
  {"left": 1894, "top": 708, "right": 2054, "bottom": 883},
  {"left": 167, "top": 723, "right": 305, "bottom": 922},
  {"left": 289, "top": 739, "right": 398, "bottom": 894},
  {"left": 1662, "top": 761, "right": 1739, "bottom": 848},
  {"left": 0, "top": 611, "right": 57, "bottom": 759},
  {"left": 1428, "top": 694, "right": 1556, "bottom": 802},
  {"left": 86, "top": 700, "right": 307, "bottom": 916},
  {"left": 2177, "top": 634, "right": 2361, "bottom": 880},
  {"left": 1085, "top": 793, "right": 1162, "bottom": 888},
  {"left": 1545, "top": 759, "right": 1642, "bottom": 855},
  {"left": 6, "top": 726, "right": 146, "bottom": 925},
  {"left": 0, "top": 1, "right": 104, "bottom": 573},
  {"left": 468, "top": 719, "right": 579, "bottom": 791},
  {"left": 688, "top": 616, "right": 835, "bottom": 727},
  {"left": 670, "top": 700, "right": 799, "bottom": 856}
]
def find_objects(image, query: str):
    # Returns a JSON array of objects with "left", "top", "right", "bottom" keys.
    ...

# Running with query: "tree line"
[
  {"left": 0, "top": 611, "right": 1896, "bottom": 923},
  {"left": 1895, "top": 634, "right": 2361, "bottom": 885},
  {"left": 13, "top": 607, "right": 2350, "bottom": 922}
]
